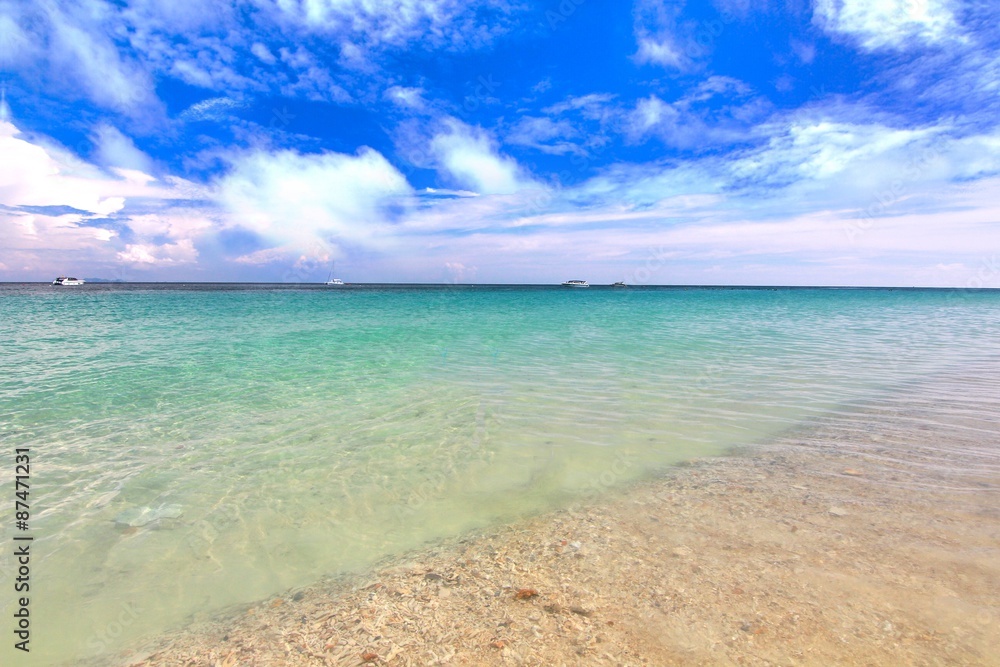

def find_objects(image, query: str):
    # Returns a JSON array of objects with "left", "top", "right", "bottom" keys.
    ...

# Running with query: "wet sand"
[{"left": 102, "top": 380, "right": 1000, "bottom": 666}]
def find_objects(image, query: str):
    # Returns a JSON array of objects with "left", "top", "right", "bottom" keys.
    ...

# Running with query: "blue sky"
[{"left": 1, "top": 0, "right": 998, "bottom": 285}]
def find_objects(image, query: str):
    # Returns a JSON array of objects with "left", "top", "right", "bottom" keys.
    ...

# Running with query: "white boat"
[
  {"left": 52, "top": 276, "right": 85, "bottom": 286},
  {"left": 561, "top": 280, "right": 589, "bottom": 287},
  {"left": 324, "top": 262, "right": 345, "bottom": 286}
]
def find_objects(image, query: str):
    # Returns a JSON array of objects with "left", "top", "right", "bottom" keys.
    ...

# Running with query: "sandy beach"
[{"left": 96, "top": 378, "right": 1000, "bottom": 667}]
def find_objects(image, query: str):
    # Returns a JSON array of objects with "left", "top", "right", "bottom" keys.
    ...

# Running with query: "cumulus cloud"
[
  {"left": 430, "top": 120, "right": 534, "bottom": 195},
  {"left": 126, "top": 211, "right": 216, "bottom": 241},
  {"left": 215, "top": 146, "right": 413, "bottom": 258},
  {"left": 0, "top": 120, "right": 212, "bottom": 278},
  {"left": 1, "top": 121, "right": 126, "bottom": 215},
  {"left": 117, "top": 239, "right": 198, "bottom": 265}
]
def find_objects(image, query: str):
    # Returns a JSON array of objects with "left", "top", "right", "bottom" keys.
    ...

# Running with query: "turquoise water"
[{"left": 1, "top": 284, "right": 999, "bottom": 664}]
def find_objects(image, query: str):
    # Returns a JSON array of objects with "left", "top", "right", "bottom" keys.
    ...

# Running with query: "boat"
[
  {"left": 324, "top": 262, "right": 345, "bottom": 286},
  {"left": 612, "top": 281, "right": 627, "bottom": 288},
  {"left": 52, "top": 276, "right": 85, "bottom": 286},
  {"left": 561, "top": 280, "right": 589, "bottom": 287}
]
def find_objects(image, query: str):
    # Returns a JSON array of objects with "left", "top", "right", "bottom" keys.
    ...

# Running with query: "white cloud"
[
  {"left": 813, "top": 0, "right": 961, "bottom": 50},
  {"left": 390, "top": 169, "right": 1000, "bottom": 285},
  {"left": 0, "top": 9, "right": 38, "bottom": 68},
  {"left": 631, "top": 0, "right": 701, "bottom": 71},
  {"left": 7, "top": 0, "right": 525, "bottom": 128},
  {"left": 250, "top": 42, "right": 277, "bottom": 64},
  {"left": 7, "top": 2, "right": 239, "bottom": 120},
  {"left": 629, "top": 96, "right": 675, "bottom": 136},
  {"left": 544, "top": 93, "right": 618, "bottom": 121},
  {"left": 506, "top": 116, "right": 582, "bottom": 155},
  {"left": 255, "top": 0, "right": 516, "bottom": 50},
  {"left": 124, "top": 0, "right": 234, "bottom": 34},
  {"left": 126, "top": 211, "right": 215, "bottom": 241},
  {"left": 0, "top": 121, "right": 197, "bottom": 217},
  {"left": 92, "top": 125, "right": 155, "bottom": 173},
  {"left": 117, "top": 239, "right": 198, "bottom": 265},
  {"left": 0, "top": 207, "right": 122, "bottom": 279},
  {"left": 216, "top": 146, "right": 413, "bottom": 256},
  {"left": 729, "top": 118, "right": 934, "bottom": 186},
  {"left": 169, "top": 52, "right": 252, "bottom": 91},
  {"left": 635, "top": 35, "right": 687, "bottom": 70},
  {"left": 179, "top": 97, "right": 245, "bottom": 122},
  {"left": 430, "top": 120, "right": 533, "bottom": 195},
  {"left": 532, "top": 78, "right": 552, "bottom": 94},
  {"left": 38, "top": 2, "right": 159, "bottom": 114},
  {"left": 121, "top": 2, "right": 253, "bottom": 97},
  {"left": 444, "top": 261, "right": 477, "bottom": 282},
  {"left": 385, "top": 86, "right": 427, "bottom": 110},
  {"left": 280, "top": 61, "right": 352, "bottom": 103},
  {"left": 651, "top": 181, "right": 1000, "bottom": 261},
  {"left": 790, "top": 39, "right": 816, "bottom": 64},
  {"left": 1, "top": 121, "right": 124, "bottom": 215},
  {"left": 0, "top": 120, "right": 214, "bottom": 278},
  {"left": 273, "top": 46, "right": 353, "bottom": 102},
  {"left": 690, "top": 75, "right": 751, "bottom": 100},
  {"left": 231, "top": 247, "right": 293, "bottom": 265},
  {"left": 624, "top": 78, "right": 764, "bottom": 149}
]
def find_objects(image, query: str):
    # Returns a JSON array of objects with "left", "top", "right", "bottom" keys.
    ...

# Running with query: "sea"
[{"left": 1, "top": 283, "right": 998, "bottom": 664}]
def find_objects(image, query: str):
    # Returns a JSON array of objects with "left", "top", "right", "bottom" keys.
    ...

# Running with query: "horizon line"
[{"left": 4, "top": 281, "right": 999, "bottom": 290}]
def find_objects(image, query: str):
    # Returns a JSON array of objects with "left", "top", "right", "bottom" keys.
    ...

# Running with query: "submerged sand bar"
[{"left": 105, "top": 369, "right": 1000, "bottom": 666}]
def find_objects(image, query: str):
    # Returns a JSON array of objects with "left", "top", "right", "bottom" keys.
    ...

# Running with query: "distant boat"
[
  {"left": 324, "top": 262, "right": 344, "bottom": 286},
  {"left": 612, "top": 281, "right": 627, "bottom": 288},
  {"left": 52, "top": 276, "right": 84, "bottom": 286},
  {"left": 561, "top": 280, "right": 589, "bottom": 287}
]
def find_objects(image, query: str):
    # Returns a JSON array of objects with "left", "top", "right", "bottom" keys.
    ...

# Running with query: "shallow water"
[{"left": 1, "top": 284, "right": 998, "bottom": 664}]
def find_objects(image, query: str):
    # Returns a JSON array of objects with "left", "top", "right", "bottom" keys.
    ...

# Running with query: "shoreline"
[{"left": 96, "top": 391, "right": 1000, "bottom": 667}]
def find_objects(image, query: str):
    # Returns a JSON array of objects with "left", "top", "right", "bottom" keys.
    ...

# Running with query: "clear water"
[{"left": 1, "top": 284, "right": 998, "bottom": 664}]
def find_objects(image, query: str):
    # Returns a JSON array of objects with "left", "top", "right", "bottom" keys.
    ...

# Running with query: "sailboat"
[{"left": 324, "top": 261, "right": 344, "bottom": 286}]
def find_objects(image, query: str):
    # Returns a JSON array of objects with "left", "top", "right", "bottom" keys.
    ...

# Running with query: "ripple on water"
[{"left": 1, "top": 285, "right": 999, "bottom": 664}]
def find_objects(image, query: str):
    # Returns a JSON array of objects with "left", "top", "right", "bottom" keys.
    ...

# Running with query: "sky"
[{"left": 0, "top": 0, "right": 998, "bottom": 286}]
